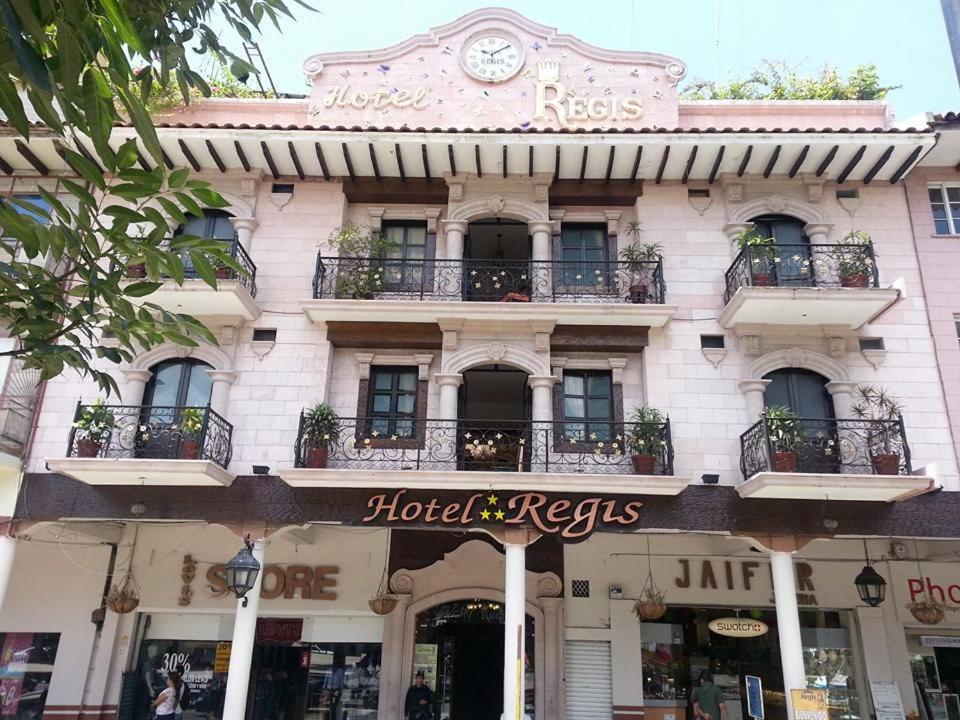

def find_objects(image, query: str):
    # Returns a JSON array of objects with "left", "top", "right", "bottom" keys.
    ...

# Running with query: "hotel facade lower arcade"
[{"left": 2, "top": 7, "right": 960, "bottom": 720}]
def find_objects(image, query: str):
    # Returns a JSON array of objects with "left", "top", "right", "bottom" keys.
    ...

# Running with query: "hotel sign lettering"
[{"left": 362, "top": 489, "right": 642, "bottom": 540}]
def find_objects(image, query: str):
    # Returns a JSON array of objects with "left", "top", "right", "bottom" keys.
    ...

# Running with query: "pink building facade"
[{"left": 1, "top": 9, "right": 960, "bottom": 720}]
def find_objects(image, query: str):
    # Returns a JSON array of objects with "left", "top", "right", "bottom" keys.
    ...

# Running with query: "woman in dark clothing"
[{"left": 404, "top": 671, "right": 433, "bottom": 720}]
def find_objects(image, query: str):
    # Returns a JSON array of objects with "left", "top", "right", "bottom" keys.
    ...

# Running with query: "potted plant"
[
  {"left": 763, "top": 405, "right": 806, "bottom": 472},
  {"left": 834, "top": 231, "right": 874, "bottom": 288},
  {"left": 732, "top": 227, "right": 777, "bottom": 286},
  {"left": 73, "top": 399, "right": 115, "bottom": 457},
  {"left": 619, "top": 242, "right": 663, "bottom": 304},
  {"left": 177, "top": 408, "right": 205, "bottom": 459},
  {"left": 851, "top": 385, "right": 904, "bottom": 475},
  {"left": 301, "top": 403, "right": 341, "bottom": 468},
  {"left": 625, "top": 406, "right": 666, "bottom": 474},
  {"left": 326, "top": 224, "right": 399, "bottom": 299}
]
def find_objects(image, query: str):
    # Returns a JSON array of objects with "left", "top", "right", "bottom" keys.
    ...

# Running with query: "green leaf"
[
  {"left": 168, "top": 168, "right": 190, "bottom": 189},
  {"left": 98, "top": 0, "right": 145, "bottom": 53},
  {"left": 82, "top": 68, "right": 114, "bottom": 157},
  {"left": 0, "top": 0, "right": 51, "bottom": 92},
  {"left": 124, "top": 281, "right": 163, "bottom": 297},
  {"left": 187, "top": 250, "right": 216, "bottom": 287},
  {"left": 0, "top": 73, "right": 30, "bottom": 137},
  {"left": 156, "top": 197, "right": 187, "bottom": 225}
]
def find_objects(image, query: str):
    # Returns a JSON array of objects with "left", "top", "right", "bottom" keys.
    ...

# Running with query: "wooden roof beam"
[
  {"left": 314, "top": 143, "right": 331, "bottom": 181},
  {"left": 681, "top": 145, "right": 698, "bottom": 184},
  {"left": 816, "top": 145, "right": 839, "bottom": 177},
  {"left": 368, "top": 143, "right": 381, "bottom": 182},
  {"left": 889, "top": 146, "right": 923, "bottom": 184},
  {"left": 205, "top": 140, "right": 226, "bottom": 173},
  {"left": 708, "top": 146, "right": 725, "bottom": 184},
  {"left": 836, "top": 145, "right": 867, "bottom": 184},
  {"left": 178, "top": 139, "right": 201, "bottom": 172},
  {"left": 604, "top": 146, "right": 616, "bottom": 185},
  {"left": 447, "top": 144, "right": 456, "bottom": 177},
  {"left": 862, "top": 145, "right": 895, "bottom": 184},
  {"left": 421, "top": 144, "right": 432, "bottom": 183},
  {"left": 579, "top": 146, "right": 589, "bottom": 183},
  {"left": 234, "top": 141, "right": 251, "bottom": 172},
  {"left": 788, "top": 145, "right": 810, "bottom": 178},
  {"left": 396, "top": 143, "right": 406, "bottom": 182},
  {"left": 737, "top": 145, "right": 753, "bottom": 177},
  {"left": 630, "top": 146, "right": 642, "bottom": 183},
  {"left": 341, "top": 142, "right": 356, "bottom": 182},
  {"left": 289, "top": 142, "right": 305, "bottom": 181},
  {"left": 15, "top": 140, "right": 49, "bottom": 175},
  {"left": 655, "top": 145, "right": 670, "bottom": 184},
  {"left": 763, "top": 145, "right": 781, "bottom": 178}
]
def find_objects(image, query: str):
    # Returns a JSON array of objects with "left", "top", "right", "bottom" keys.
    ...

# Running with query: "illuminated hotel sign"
[{"left": 361, "top": 489, "right": 643, "bottom": 540}]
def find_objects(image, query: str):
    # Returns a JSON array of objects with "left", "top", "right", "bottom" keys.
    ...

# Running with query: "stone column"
[
  {"left": 528, "top": 376, "right": 556, "bottom": 472},
  {"left": 230, "top": 217, "right": 258, "bottom": 251},
  {"left": 804, "top": 223, "right": 833, "bottom": 284},
  {"left": 207, "top": 370, "right": 238, "bottom": 417},
  {"left": 826, "top": 381, "right": 858, "bottom": 419},
  {"left": 503, "top": 538, "right": 527, "bottom": 720},
  {"left": 738, "top": 379, "right": 772, "bottom": 419},
  {"left": 539, "top": 596, "right": 563, "bottom": 720},
  {"left": 222, "top": 539, "right": 267, "bottom": 720},
  {"left": 771, "top": 550, "right": 806, "bottom": 719},
  {"left": 529, "top": 222, "right": 553, "bottom": 301},
  {"left": 435, "top": 373, "right": 463, "bottom": 468},
  {"left": 120, "top": 369, "right": 152, "bottom": 407},
  {"left": 378, "top": 593, "right": 411, "bottom": 720},
  {"left": 804, "top": 223, "right": 832, "bottom": 245},
  {"left": 441, "top": 221, "right": 468, "bottom": 299},
  {"left": 827, "top": 380, "right": 860, "bottom": 473}
]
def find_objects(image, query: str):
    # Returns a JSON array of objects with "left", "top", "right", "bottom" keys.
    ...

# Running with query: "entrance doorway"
[
  {"left": 464, "top": 218, "right": 530, "bottom": 302},
  {"left": 247, "top": 645, "right": 309, "bottom": 720},
  {"left": 459, "top": 365, "right": 530, "bottom": 472},
  {"left": 414, "top": 599, "right": 535, "bottom": 720}
]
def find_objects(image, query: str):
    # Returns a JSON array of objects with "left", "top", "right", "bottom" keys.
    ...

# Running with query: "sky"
[{"left": 226, "top": 0, "right": 960, "bottom": 121}]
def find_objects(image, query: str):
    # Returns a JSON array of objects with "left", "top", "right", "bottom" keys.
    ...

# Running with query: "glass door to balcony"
[
  {"left": 752, "top": 214, "right": 811, "bottom": 286},
  {"left": 463, "top": 218, "right": 530, "bottom": 302},
  {"left": 140, "top": 359, "right": 213, "bottom": 459},
  {"left": 458, "top": 365, "right": 531, "bottom": 471},
  {"left": 763, "top": 369, "right": 836, "bottom": 472},
  {"left": 175, "top": 210, "right": 237, "bottom": 278}
]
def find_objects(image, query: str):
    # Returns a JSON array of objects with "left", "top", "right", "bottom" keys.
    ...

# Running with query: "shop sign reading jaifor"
[{"left": 708, "top": 618, "right": 769, "bottom": 638}]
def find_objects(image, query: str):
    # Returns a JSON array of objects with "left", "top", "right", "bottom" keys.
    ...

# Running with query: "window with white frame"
[{"left": 928, "top": 185, "right": 960, "bottom": 235}]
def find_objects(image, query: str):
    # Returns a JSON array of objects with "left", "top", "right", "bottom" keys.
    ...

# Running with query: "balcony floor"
[
  {"left": 132, "top": 279, "right": 261, "bottom": 322},
  {"left": 719, "top": 286, "right": 901, "bottom": 329},
  {"left": 737, "top": 471, "right": 934, "bottom": 502},
  {"left": 279, "top": 467, "right": 690, "bottom": 495},
  {"left": 301, "top": 298, "right": 678, "bottom": 327},
  {"left": 47, "top": 458, "right": 234, "bottom": 487}
]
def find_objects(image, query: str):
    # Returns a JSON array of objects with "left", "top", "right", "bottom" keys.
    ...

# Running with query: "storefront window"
[
  {"left": 0, "top": 632, "right": 60, "bottom": 720},
  {"left": 640, "top": 608, "right": 861, "bottom": 720},
  {"left": 136, "top": 640, "right": 226, "bottom": 720},
  {"left": 304, "top": 643, "right": 380, "bottom": 720},
  {"left": 908, "top": 634, "right": 960, "bottom": 720}
]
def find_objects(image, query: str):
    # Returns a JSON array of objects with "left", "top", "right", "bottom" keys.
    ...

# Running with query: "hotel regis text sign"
[{"left": 362, "top": 489, "right": 642, "bottom": 540}]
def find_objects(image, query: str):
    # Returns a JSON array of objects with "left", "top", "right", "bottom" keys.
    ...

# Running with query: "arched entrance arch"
[
  {"left": 739, "top": 348, "right": 856, "bottom": 420},
  {"left": 447, "top": 196, "right": 550, "bottom": 225},
  {"left": 441, "top": 343, "right": 549, "bottom": 377}
]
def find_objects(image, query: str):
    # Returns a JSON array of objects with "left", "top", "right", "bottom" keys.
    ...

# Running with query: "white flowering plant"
[{"left": 73, "top": 399, "right": 115, "bottom": 442}]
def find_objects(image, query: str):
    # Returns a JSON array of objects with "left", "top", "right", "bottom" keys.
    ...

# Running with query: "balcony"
[
  {"left": 719, "top": 243, "right": 900, "bottom": 329},
  {"left": 46, "top": 404, "right": 234, "bottom": 486},
  {"left": 279, "top": 416, "right": 689, "bottom": 495},
  {"left": 738, "top": 416, "right": 934, "bottom": 501},
  {"left": 301, "top": 257, "right": 677, "bottom": 327},
  {"left": 133, "top": 240, "right": 260, "bottom": 322}
]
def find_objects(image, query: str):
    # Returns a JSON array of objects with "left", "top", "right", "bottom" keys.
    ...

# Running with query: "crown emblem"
[{"left": 537, "top": 61, "right": 560, "bottom": 83}]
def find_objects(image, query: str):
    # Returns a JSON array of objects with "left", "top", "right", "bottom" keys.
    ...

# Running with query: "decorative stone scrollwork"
[
  {"left": 487, "top": 342, "right": 506, "bottom": 362},
  {"left": 537, "top": 573, "right": 563, "bottom": 598},
  {"left": 766, "top": 194, "right": 787, "bottom": 213},
  {"left": 784, "top": 347, "right": 808, "bottom": 368},
  {"left": 486, "top": 195, "right": 506, "bottom": 216},
  {"left": 390, "top": 570, "right": 414, "bottom": 594}
]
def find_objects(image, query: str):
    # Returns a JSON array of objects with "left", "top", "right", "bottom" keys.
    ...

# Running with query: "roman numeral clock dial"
[{"left": 460, "top": 33, "right": 525, "bottom": 83}]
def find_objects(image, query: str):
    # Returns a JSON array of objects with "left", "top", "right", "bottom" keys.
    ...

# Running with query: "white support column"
[
  {"left": 771, "top": 550, "right": 806, "bottom": 719},
  {"left": 222, "top": 539, "right": 267, "bottom": 720},
  {"left": 441, "top": 221, "right": 467, "bottom": 298},
  {"left": 436, "top": 374, "right": 463, "bottom": 469},
  {"left": 540, "top": 596, "right": 563, "bottom": 720},
  {"left": 207, "top": 371, "right": 238, "bottom": 417},
  {"left": 378, "top": 593, "right": 411, "bottom": 720},
  {"left": 230, "top": 217, "right": 258, "bottom": 251},
  {"left": 120, "top": 369, "right": 153, "bottom": 407},
  {"left": 529, "top": 222, "right": 553, "bottom": 300},
  {"left": 0, "top": 535, "right": 17, "bottom": 614},
  {"left": 528, "top": 376, "right": 556, "bottom": 472},
  {"left": 826, "top": 381, "right": 858, "bottom": 419},
  {"left": 503, "top": 538, "right": 527, "bottom": 720},
  {"left": 803, "top": 223, "right": 832, "bottom": 245},
  {"left": 738, "top": 379, "right": 772, "bottom": 419}
]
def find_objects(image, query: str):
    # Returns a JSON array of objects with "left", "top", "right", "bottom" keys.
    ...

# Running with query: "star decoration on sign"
[
  {"left": 494, "top": 509, "right": 506, "bottom": 521},
  {"left": 480, "top": 509, "right": 492, "bottom": 520},
  {"left": 487, "top": 493, "right": 499, "bottom": 505}
]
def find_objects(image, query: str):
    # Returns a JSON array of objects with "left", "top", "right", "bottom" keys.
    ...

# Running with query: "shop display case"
[{"left": 802, "top": 644, "right": 860, "bottom": 720}]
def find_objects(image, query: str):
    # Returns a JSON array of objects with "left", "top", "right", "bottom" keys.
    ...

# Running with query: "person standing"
[
  {"left": 152, "top": 674, "right": 182, "bottom": 720},
  {"left": 404, "top": 671, "right": 433, "bottom": 720},
  {"left": 691, "top": 672, "right": 727, "bottom": 720}
]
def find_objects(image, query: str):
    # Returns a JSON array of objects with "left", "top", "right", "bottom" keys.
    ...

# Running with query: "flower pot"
[
  {"left": 629, "top": 284, "right": 649, "bottom": 304},
  {"left": 752, "top": 273, "right": 773, "bottom": 287},
  {"left": 631, "top": 454, "right": 656, "bottom": 475},
  {"left": 909, "top": 601, "right": 945, "bottom": 625},
  {"left": 871, "top": 452, "right": 901, "bottom": 475},
  {"left": 633, "top": 599, "right": 668, "bottom": 621},
  {"left": 76, "top": 438, "right": 102, "bottom": 458},
  {"left": 179, "top": 439, "right": 200, "bottom": 460},
  {"left": 841, "top": 272, "right": 870, "bottom": 288},
  {"left": 772, "top": 451, "right": 798, "bottom": 473},
  {"left": 368, "top": 595, "right": 398, "bottom": 615},
  {"left": 214, "top": 266, "right": 231, "bottom": 280},
  {"left": 305, "top": 447, "right": 329, "bottom": 469},
  {"left": 126, "top": 263, "right": 146, "bottom": 278},
  {"left": 107, "top": 593, "right": 141, "bottom": 614}
]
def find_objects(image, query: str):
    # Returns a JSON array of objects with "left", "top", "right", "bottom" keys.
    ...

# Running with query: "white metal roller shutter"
[{"left": 565, "top": 639, "right": 613, "bottom": 720}]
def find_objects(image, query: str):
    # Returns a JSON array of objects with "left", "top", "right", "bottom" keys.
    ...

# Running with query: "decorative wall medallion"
[
  {"left": 766, "top": 194, "right": 786, "bottom": 213},
  {"left": 488, "top": 341, "right": 506, "bottom": 361},
  {"left": 486, "top": 195, "right": 506, "bottom": 216},
  {"left": 784, "top": 347, "right": 807, "bottom": 367}
]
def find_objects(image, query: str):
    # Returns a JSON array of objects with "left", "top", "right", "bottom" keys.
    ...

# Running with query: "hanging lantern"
[
  {"left": 854, "top": 565, "right": 887, "bottom": 607},
  {"left": 225, "top": 538, "right": 261, "bottom": 607},
  {"left": 107, "top": 571, "right": 141, "bottom": 614}
]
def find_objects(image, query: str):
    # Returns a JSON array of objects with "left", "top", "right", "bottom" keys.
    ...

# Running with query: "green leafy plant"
[
  {"left": 302, "top": 403, "right": 341, "bottom": 449},
  {"left": 73, "top": 399, "right": 115, "bottom": 441},
  {"left": 0, "top": 0, "right": 311, "bottom": 395},
  {"left": 327, "top": 225, "right": 399, "bottom": 299},
  {"left": 763, "top": 405, "right": 806, "bottom": 453},
  {"left": 732, "top": 226, "right": 777, "bottom": 280},
  {"left": 625, "top": 406, "right": 666, "bottom": 455},
  {"left": 682, "top": 61, "right": 898, "bottom": 100},
  {"left": 178, "top": 408, "right": 206, "bottom": 438},
  {"left": 833, "top": 231, "right": 874, "bottom": 280},
  {"left": 851, "top": 385, "right": 904, "bottom": 458}
]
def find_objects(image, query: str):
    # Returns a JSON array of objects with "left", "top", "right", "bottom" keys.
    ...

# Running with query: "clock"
[{"left": 460, "top": 32, "right": 525, "bottom": 83}]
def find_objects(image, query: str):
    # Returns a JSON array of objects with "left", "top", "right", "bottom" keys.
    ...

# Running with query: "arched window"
[
  {"left": 144, "top": 359, "right": 213, "bottom": 408},
  {"left": 750, "top": 214, "right": 811, "bottom": 286},
  {"left": 763, "top": 368, "right": 833, "bottom": 419},
  {"left": 175, "top": 210, "right": 236, "bottom": 241}
]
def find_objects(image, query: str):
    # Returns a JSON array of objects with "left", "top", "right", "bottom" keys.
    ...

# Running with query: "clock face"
[{"left": 461, "top": 34, "right": 524, "bottom": 83}]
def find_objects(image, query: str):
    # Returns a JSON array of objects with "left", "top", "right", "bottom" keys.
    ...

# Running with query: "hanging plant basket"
[
  {"left": 908, "top": 599, "right": 945, "bottom": 625},
  {"left": 368, "top": 593, "right": 399, "bottom": 615},
  {"left": 107, "top": 572, "right": 141, "bottom": 614},
  {"left": 633, "top": 568, "right": 668, "bottom": 622}
]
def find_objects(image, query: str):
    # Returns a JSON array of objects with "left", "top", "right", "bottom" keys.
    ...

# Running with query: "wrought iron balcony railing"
[
  {"left": 66, "top": 403, "right": 233, "bottom": 469},
  {"left": 724, "top": 243, "right": 880, "bottom": 303},
  {"left": 160, "top": 238, "right": 257, "bottom": 297},
  {"left": 312, "top": 256, "right": 666, "bottom": 304},
  {"left": 739, "top": 416, "right": 912, "bottom": 479},
  {"left": 294, "top": 415, "right": 674, "bottom": 475}
]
